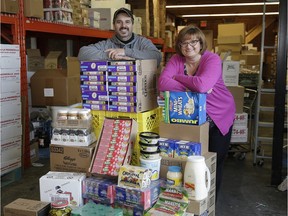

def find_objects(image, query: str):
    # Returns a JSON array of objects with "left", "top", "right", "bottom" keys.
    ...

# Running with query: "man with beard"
[{"left": 78, "top": 8, "right": 162, "bottom": 66}]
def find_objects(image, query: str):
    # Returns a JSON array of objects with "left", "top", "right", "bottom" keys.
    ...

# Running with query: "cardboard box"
[
  {"left": 217, "top": 35, "right": 244, "bottom": 44},
  {"left": 159, "top": 122, "right": 209, "bottom": 155},
  {"left": 218, "top": 23, "right": 245, "bottom": 39},
  {"left": 240, "top": 54, "right": 261, "bottom": 65},
  {"left": 1, "top": 136, "right": 22, "bottom": 163},
  {"left": 234, "top": 112, "right": 248, "bottom": 127},
  {"left": 88, "top": 8, "right": 117, "bottom": 30},
  {"left": 44, "top": 51, "right": 62, "bottom": 69},
  {"left": 4, "top": 198, "right": 50, "bottom": 216},
  {"left": 30, "top": 57, "right": 82, "bottom": 106},
  {"left": 24, "top": 0, "right": 44, "bottom": 18},
  {"left": 227, "top": 86, "right": 244, "bottom": 113},
  {"left": 27, "top": 49, "right": 44, "bottom": 71},
  {"left": 39, "top": 171, "right": 86, "bottom": 207},
  {"left": 30, "top": 142, "right": 39, "bottom": 163},
  {"left": 231, "top": 126, "right": 248, "bottom": 143},
  {"left": 0, "top": 94, "right": 21, "bottom": 117},
  {"left": 222, "top": 61, "right": 240, "bottom": 86},
  {"left": 1, "top": 0, "right": 19, "bottom": 13},
  {"left": 0, "top": 56, "right": 21, "bottom": 69},
  {"left": 218, "top": 44, "right": 242, "bottom": 53},
  {"left": 1, "top": 157, "right": 21, "bottom": 175},
  {"left": 0, "top": 44, "right": 20, "bottom": 57},
  {"left": 50, "top": 144, "right": 96, "bottom": 173},
  {"left": 159, "top": 152, "right": 217, "bottom": 215}
]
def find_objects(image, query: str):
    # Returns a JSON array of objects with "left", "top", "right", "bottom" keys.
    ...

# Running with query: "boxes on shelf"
[
  {"left": 50, "top": 143, "right": 96, "bottom": 173},
  {"left": 44, "top": 8, "right": 73, "bottom": 24},
  {"left": 44, "top": 51, "right": 62, "bottom": 69},
  {"left": 26, "top": 49, "right": 44, "bottom": 71},
  {"left": 234, "top": 112, "right": 248, "bottom": 127},
  {"left": 88, "top": 8, "right": 117, "bottom": 30},
  {"left": 4, "top": 198, "right": 50, "bottom": 216},
  {"left": 24, "top": 0, "right": 44, "bottom": 19},
  {"left": 231, "top": 126, "right": 248, "bottom": 143},
  {"left": 240, "top": 54, "right": 261, "bottom": 66},
  {"left": 1, "top": 0, "right": 19, "bottom": 13},
  {"left": 30, "top": 57, "right": 82, "bottom": 106},
  {"left": 39, "top": 171, "right": 86, "bottom": 207},
  {"left": 217, "top": 35, "right": 244, "bottom": 44},
  {"left": 218, "top": 23, "right": 245, "bottom": 39}
]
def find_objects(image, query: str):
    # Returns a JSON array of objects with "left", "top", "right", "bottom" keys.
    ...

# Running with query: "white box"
[
  {"left": 0, "top": 44, "right": 20, "bottom": 57},
  {"left": 89, "top": 8, "right": 117, "bottom": 30},
  {"left": 0, "top": 56, "right": 21, "bottom": 69},
  {"left": 222, "top": 60, "right": 240, "bottom": 86},
  {"left": 0, "top": 114, "right": 21, "bottom": 128},
  {"left": 0, "top": 94, "right": 21, "bottom": 117},
  {"left": 1, "top": 80, "right": 20, "bottom": 95},
  {"left": 0, "top": 124, "right": 22, "bottom": 141},
  {"left": 231, "top": 126, "right": 248, "bottom": 143},
  {"left": 233, "top": 112, "right": 248, "bottom": 127},
  {"left": 1, "top": 157, "right": 22, "bottom": 175},
  {"left": 1, "top": 136, "right": 22, "bottom": 163},
  {"left": 39, "top": 171, "right": 86, "bottom": 207}
]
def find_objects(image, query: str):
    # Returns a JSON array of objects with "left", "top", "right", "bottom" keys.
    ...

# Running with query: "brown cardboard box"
[
  {"left": 30, "top": 57, "right": 82, "bottom": 106},
  {"left": 27, "top": 49, "right": 44, "bottom": 71},
  {"left": 159, "top": 152, "right": 217, "bottom": 215},
  {"left": 50, "top": 143, "right": 96, "bottom": 173},
  {"left": 217, "top": 35, "right": 244, "bottom": 44},
  {"left": 4, "top": 198, "right": 50, "bottom": 216},
  {"left": 1, "top": 0, "right": 19, "bottom": 13},
  {"left": 160, "top": 122, "right": 209, "bottom": 155},
  {"left": 44, "top": 51, "right": 62, "bottom": 69},
  {"left": 227, "top": 86, "right": 245, "bottom": 113},
  {"left": 218, "top": 23, "right": 245, "bottom": 39},
  {"left": 218, "top": 44, "right": 242, "bottom": 53},
  {"left": 240, "top": 54, "right": 261, "bottom": 65},
  {"left": 24, "top": 0, "right": 44, "bottom": 18}
]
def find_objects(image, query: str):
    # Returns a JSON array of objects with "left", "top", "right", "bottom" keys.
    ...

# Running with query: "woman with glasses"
[{"left": 158, "top": 25, "right": 236, "bottom": 200}]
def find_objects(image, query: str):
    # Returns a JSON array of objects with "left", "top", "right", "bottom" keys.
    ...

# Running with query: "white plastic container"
[
  {"left": 184, "top": 155, "right": 211, "bottom": 200},
  {"left": 140, "top": 157, "right": 161, "bottom": 181}
]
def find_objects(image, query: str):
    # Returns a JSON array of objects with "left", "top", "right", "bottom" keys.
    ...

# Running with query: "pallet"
[{"left": 1, "top": 167, "right": 22, "bottom": 188}]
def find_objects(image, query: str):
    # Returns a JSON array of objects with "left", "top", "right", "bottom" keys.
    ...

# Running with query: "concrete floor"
[{"left": 1, "top": 149, "right": 287, "bottom": 216}]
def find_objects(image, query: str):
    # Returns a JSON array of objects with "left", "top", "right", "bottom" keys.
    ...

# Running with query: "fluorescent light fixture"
[
  {"left": 166, "top": 2, "right": 279, "bottom": 8},
  {"left": 182, "top": 12, "right": 279, "bottom": 18}
]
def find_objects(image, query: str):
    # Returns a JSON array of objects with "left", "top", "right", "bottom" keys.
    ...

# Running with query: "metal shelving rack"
[{"left": 1, "top": 0, "right": 165, "bottom": 169}]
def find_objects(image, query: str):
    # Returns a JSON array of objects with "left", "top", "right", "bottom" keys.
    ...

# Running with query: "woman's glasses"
[{"left": 180, "top": 40, "right": 199, "bottom": 47}]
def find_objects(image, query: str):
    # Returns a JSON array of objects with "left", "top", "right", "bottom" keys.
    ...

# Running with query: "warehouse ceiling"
[{"left": 165, "top": 0, "right": 279, "bottom": 22}]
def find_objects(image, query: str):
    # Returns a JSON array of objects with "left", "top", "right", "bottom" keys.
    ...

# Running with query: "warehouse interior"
[{"left": 1, "top": 0, "right": 287, "bottom": 215}]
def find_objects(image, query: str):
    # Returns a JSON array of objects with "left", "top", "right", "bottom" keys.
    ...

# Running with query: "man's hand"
[{"left": 105, "top": 48, "right": 127, "bottom": 60}]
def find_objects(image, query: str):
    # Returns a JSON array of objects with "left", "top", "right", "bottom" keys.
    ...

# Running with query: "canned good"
[{"left": 49, "top": 200, "right": 72, "bottom": 216}]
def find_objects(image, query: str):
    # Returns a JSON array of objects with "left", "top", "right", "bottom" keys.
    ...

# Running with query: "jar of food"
[
  {"left": 67, "top": 109, "right": 78, "bottom": 120},
  {"left": 49, "top": 200, "right": 72, "bottom": 216},
  {"left": 78, "top": 109, "right": 91, "bottom": 120},
  {"left": 167, "top": 166, "right": 182, "bottom": 187},
  {"left": 57, "top": 109, "right": 68, "bottom": 120}
]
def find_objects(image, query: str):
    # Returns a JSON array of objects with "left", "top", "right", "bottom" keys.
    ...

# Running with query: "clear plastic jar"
[
  {"left": 49, "top": 200, "right": 72, "bottom": 216},
  {"left": 167, "top": 166, "right": 182, "bottom": 187},
  {"left": 57, "top": 109, "right": 68, "bottom": 120}
]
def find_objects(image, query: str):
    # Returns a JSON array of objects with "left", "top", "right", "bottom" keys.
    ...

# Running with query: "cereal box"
[{"left": 164, "top": 91, "right": 206, "bottom": 125}]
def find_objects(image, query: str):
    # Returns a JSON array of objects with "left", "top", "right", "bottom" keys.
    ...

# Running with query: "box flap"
[
  {"left": 46, "top": 51, "right": 62, "bottom": 58},
  {"left": 67, "top": 57, "right": 80, "bottom": 76},
  {"left": 31, "top": 69, "right": 67, "bottom": 78}
]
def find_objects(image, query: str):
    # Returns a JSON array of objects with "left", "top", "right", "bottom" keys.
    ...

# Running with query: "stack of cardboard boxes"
[{"left": 0, "top": 44, "right": 22, "bottom": 175}]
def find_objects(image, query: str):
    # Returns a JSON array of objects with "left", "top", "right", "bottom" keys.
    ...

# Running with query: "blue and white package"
[{"left": 164, "top": 91, "right": 206, "bottom": 125}]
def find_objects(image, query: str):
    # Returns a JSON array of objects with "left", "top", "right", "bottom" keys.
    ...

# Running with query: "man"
[{"left": 78, "top": 7, "right": 162, "bottom": 66}]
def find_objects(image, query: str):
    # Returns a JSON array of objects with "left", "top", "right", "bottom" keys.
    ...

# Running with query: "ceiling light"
[
  {"left": 166, "top": 2, "right": 279, "bottom": 8},
  {"left": 182, "top": 12, "right": 279, "bottom": 18}
]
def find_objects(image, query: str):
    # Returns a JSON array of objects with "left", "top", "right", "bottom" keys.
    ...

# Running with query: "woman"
[{"left": 158, "top": 25, "right": 236, "bottom": 199}]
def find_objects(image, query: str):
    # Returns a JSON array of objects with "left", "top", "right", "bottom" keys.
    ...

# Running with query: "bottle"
[
  {"left": 184, "top": 156, "right": 211, "bottom": 200},
  {"left": 167, "top": 166, "right": 182, "bottom": 187},
  {"left": 49, "top": 200, "right": 72, "bottom": 216}
]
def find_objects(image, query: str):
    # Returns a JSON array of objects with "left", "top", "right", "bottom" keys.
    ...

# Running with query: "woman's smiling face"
[{"left": 180, "top": 35, "right": 201, "bottom": 58}]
